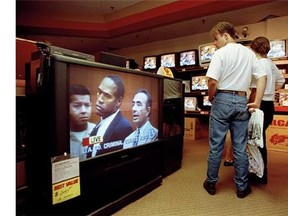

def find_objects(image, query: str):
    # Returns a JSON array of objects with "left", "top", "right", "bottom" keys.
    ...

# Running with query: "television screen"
[
  {"left": 184, "top": 97, "right": 197, "bottom": 112},
  {"left": 160, "top": 53, "right": 176, "bottom": 68},
  {"left": 203, "top": 96, "right": 212, "bottom": 107},
  {"left": 179, "top": 50, "right": 198, "bottom": 67},
  {"left": 143, "top": 56, "right": 157, "bottom": 70},
  {"left": 198, "top": 43, "right": 217, "bottom": 67},
  {"left": 267, "top": 39, "right": 287, "bottom": 59},
  {"left": 191, "top": 75, "right": 208, "bottom": 91},
  {"left": 69, "top": 63, "right": 160, "bottom": 161}
]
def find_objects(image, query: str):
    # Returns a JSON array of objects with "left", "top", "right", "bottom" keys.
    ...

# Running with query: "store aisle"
[{"left": 114, "top": 137, "right": 288, "bottom": 216}]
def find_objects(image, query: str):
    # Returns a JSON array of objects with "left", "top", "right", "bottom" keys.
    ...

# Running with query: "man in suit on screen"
[
  {"left": 89, "top": 74, "right": 133, "bottom": 156},
  {"left": 123, "top": 89, "right": 158, "bottom": 149}
]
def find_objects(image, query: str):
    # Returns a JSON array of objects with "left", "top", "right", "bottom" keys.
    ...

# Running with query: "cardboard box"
[
  {"left": 184, "top": 117, "right": 203, "bottom": 140},
  {"left": 267, "top": 115, "right": 288, "bottom": 152}
]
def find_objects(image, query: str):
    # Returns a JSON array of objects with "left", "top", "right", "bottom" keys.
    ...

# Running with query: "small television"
[
  {"left": 184, "top": 97, "right": 197, "bottom": 112},
  {"left": 198, "top": 43, "right": 217, "bottom": 67},
  {"left": 160, "top": 53, "right": 176, "bottom": 68},
  {"left": 202, "top": 96, "right": 212, "bottom": 110},
  {"left": 143, "top": 55, "right": 158, "bottom": 71},
  {"left": 179, "top": 49, "right": 199, "bottom": 67},
  {"left": 191, "top": 75, "right": 208, "bottom": 91},
  {"left": 267, "top": 39, "right": 287, "bottom": 60}
]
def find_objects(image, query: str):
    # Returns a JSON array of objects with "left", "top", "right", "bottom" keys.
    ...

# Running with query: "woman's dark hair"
[{"left": 250, "top": 36, "right": 270, "bottom": 55}]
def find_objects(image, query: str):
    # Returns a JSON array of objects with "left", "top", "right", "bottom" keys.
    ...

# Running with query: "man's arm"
[
  {"left": 247, "top": 75, "right": 267, "bottom": 109},
  {"left": 207, "top": 78, "right": 218, "bottom": 102}
]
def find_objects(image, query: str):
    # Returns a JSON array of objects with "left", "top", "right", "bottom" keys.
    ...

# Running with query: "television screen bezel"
[
  {"left": 35, "top": 55, "right": 164, "bottom": 162},
  {"left": 179, "top": 49, "right": 199, "bottom": 67},
  {"left": 143, "top": 55, "right": 158, "bottom": 70},
  {"left": 190, "top": 75, "right": 208, "bottom": 91},
  {"left": 198, "top": 43, "right": 217, "bottom": 68},
  {"left": 159, "top": 52, "right": 177, "bottom": 68},
  {"left": 267, "top": 39, "right": 287, "bottom": 60}
]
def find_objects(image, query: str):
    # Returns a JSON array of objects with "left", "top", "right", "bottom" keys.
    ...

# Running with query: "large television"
[
  {"left": 198, "top": 43, "right": 217, "bottom": 67},
  {"left": 25, "top": 52, "right": 180, "bottom": 215},
  {"left": 267, "top": 39, "right": 287, "bottom": 60},
  {"left": 179, "top": 49, "right": 199, "bottom": 67},
  {"left": 160, "top": 52, "right": 177, "bottom": 68}
]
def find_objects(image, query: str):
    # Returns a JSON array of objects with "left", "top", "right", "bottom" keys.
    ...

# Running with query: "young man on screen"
[
  {"left": 69, "top": 84, "right": 96, "bottom": 160},
  {"left": 123, "top": 89, "right": 158, "bottom": 149},
  {"left": 89, "top": 74, "right": 133, "bottom": 156},
  {"left": 203, "top": 21, "right": 267, "bottom": 198}
]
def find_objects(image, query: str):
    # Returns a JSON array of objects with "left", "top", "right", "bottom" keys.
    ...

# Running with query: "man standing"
[
  {"left": 123, "top": 89, "right": 158, "bottom": 149},
  {"left": 90, "top": 74, "right": 133, "bottom": 155},
  {"left": 69, "top": 84, "right": 95, "bottom": 160},
  {"left": 203, "top": 22, "right": 267, "bottom": 198}
]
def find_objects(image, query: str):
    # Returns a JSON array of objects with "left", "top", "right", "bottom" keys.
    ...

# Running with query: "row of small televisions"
[
  {"left": 184, "top": 96, "right": 211, "bottom": 113},
  {"left": 185, "top": 92, "right": 288, "bottom": 113},
  {"left": 185, "top": 92, "right": 288, "bottom": 115},
  {"left": 143, "top": 39, "right": 288, "bottom": 71}
]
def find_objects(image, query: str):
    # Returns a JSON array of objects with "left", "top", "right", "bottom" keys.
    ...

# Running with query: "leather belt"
[{"left": 217, "top": 90, "right": 246, "bottom": 96}]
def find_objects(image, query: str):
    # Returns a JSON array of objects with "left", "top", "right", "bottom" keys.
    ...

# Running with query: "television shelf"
[{"left": 185, "top": 110, "right": 210, "bottom": 116}]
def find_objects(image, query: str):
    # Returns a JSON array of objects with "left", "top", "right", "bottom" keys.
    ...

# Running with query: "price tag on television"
[{"left": 51, "top": 155, "right": 80, "bottom": 205}]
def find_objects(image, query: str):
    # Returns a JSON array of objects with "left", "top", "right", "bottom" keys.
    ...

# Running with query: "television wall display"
[
  {"left": 267, "top": 39, "right": 287, "bottom": 59},
  {"left": 160, "top": 53, "right": 176, "bottom": 68},
  {"left": 143, "top": 56, "right": 158, "bottom": 70},
  {"left": 69, "top": 64, "right": 160, "bottom": 161},
  {"left": 191, "top": 75, "right": 208, "bottom": 91},
  {"left": 179, "top": 50, "right": 199, "bottom": 67},
  {"left": 198, "top": 43, "right": 217, "bottom": 67}
]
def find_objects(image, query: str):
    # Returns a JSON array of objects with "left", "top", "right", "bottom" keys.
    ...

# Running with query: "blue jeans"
[{"left": 206, "top": 92, "right": 250, "bottom": 190}]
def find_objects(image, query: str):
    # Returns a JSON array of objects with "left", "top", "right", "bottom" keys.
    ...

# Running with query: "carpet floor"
[{"left": 114, "top": 137, "right": 288, "bottom": 216}]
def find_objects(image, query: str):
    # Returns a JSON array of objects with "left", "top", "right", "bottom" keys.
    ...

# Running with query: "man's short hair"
[
  {"left": 136, "top": 88, "right": 152, "bottom": 109},
  {"left": 106, "top": 74, "right": 125, "bottom": 99},
  {"left": 210, "top": 21, "right": 237, "bottom": 40},
  {"left": 70, "top": 84, "right": 91, "bottom": 101}
]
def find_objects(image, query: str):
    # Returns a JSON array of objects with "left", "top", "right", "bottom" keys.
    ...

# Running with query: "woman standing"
[{"left": 249, "top": 36, "right": 285, "bottom": 184}]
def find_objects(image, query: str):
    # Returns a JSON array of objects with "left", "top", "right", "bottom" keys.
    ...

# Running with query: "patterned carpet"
[{"left": 114, "top": 137, "right": 288, "bottom": 216}]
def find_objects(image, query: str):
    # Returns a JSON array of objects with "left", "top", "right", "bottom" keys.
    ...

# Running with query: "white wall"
[{"left": 112, "top": 16, "right": 288, "bottom": 67}]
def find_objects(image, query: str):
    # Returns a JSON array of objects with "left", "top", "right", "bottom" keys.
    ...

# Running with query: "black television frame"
[
  {"left": 25, "top": 53, "right": 183, "bottom": 215},
  {"left": 143, "top": 55, "right": 158, "bottom": 71},
  {"left": 190, "top": 75, "right": 208, "bottom": 92},
  {"left": 179, "top": 49, "right": 199, "bottom": 68},
  {"left": 159, "top": 52, "right": 177, "bottom": 69}
]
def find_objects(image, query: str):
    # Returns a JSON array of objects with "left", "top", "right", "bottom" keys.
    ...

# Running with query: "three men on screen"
[{"left": 70, "top": 75, "right": 158, "bottom": 159}]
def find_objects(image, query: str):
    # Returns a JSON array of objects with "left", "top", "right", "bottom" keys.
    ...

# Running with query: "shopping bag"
[
  {"left": 246, "top": 144, "right": 264, "bottom": 178},
  {"left": 247, "top": 109, "right": 264, "bottom": 148}
]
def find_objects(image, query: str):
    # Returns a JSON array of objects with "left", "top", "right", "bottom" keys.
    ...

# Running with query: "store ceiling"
[{"left": 16, "top": 0, "right": 288, "bottom": 54}]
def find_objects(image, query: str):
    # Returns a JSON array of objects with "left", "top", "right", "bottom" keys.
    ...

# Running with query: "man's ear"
[
  {"left": 146, "top": 106, "right": 151, "bottom": 117},
  {"left": 116, "top": 96, "right": 123, "bottom": 108}
]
